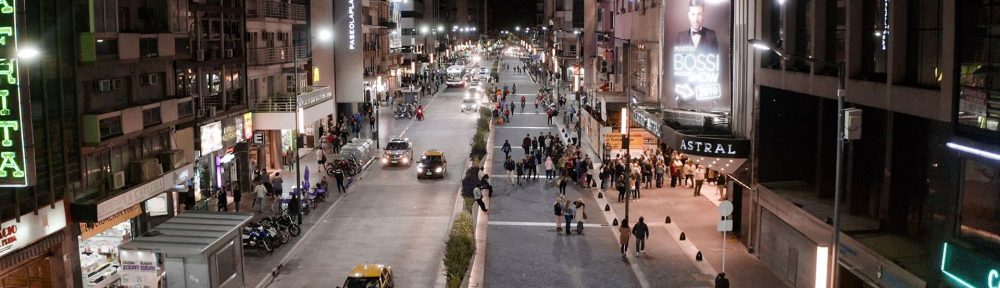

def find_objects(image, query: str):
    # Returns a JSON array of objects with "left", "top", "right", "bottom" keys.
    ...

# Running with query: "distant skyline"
[{"left": 488, "top": 0, "right": 537, "bottom": 35}]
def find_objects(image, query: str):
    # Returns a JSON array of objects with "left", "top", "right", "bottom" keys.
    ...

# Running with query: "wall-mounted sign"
[
  {"left": 200, "top": 121, "right": 222, "bottom": 153},
  {"left": 663, "top": 0, "right": 732, "bottom": 111},
  {"left": 0, "top": 2, "right": 29, "bottom": 187},
  {"left": 631, "top": 108, "right": 662, "bottom": 139},
  {"left": 675, "top": 136, "right": 749, "bottom": 158},
  {"left": 942, "top": 242, "right": 1000, "bottom": 288},
  {"left": 0, "top": 201, "right": 67, "bottom": 258},
  {"left": 334, "top": 0, "right": 364, "bottom": 103},
  {"left": 243, "top": 112, "right": 253, "bottom": 140},
  {"left": 79, "top": 204, "right": 142, "bottom": 239}
]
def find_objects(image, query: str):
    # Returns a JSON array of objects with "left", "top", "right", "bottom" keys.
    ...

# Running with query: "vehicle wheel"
[
  {"left": 279, "top": 231, "right": 290, "bottom": 244},
  {"left": 288, "top": 224, "right": 302, "bottom": 237},
  {"left": 269, "top": 237, "right": 282, "bottom": 249},
  {"left": 262, "top": 241, "right": 273, "bottom": 253},
  {"left": 327, "top": 168, "right": 336, "bottom": 176}
]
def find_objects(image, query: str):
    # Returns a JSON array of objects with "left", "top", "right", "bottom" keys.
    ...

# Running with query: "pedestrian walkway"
[{"left": 551, "top": 97, "right": 787, "bottom": 288}]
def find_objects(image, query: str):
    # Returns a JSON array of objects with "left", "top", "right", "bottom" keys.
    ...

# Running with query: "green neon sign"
[
  {"left": 942, "top": 242, "right": 1000, "bottom": 288},
  {"left": 0, "top": 0, "right": 28, "bottom": 187}
]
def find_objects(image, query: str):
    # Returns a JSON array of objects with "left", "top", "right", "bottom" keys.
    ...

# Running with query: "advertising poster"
[
  {"left": 663, "top": 0, "right": 732, "bottom": 112},
  {"left": 120, "top": 250, "right": 160, "bottom": 288}
]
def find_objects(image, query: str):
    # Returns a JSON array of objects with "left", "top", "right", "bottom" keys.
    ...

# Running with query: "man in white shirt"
[
  {"left": 254, "top": 182, "right": 268, "bottom": 213},
  {"left": 693, "top": 165, "right": 706, "bottom": 196}
]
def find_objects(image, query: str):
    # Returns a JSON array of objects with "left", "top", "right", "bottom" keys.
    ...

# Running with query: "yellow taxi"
[{"left": 340, "top": 264, "right": 394, "bottom": 288}]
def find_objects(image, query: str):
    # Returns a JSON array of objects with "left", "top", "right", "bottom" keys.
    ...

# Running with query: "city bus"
[{"left": 445, "top": 65, "right": 466, "bottom": 87}]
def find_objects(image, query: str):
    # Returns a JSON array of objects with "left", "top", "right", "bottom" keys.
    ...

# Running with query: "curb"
[{"left": 466, "top": 69, "right": 501, "bottom": 288}]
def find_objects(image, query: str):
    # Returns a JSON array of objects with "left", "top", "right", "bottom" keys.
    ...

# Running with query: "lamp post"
[{"left": 749, "top": 39, "right": 846, "bottom": 288}]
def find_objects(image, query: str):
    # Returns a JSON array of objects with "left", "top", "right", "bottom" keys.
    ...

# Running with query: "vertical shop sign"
[{"left": 0, "top": 1, "right": 27, "bottom": 187}]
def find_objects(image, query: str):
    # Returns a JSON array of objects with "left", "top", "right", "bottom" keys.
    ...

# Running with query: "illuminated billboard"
[
  {"left": 334, "top": 0, "right": 364, "bottom": 103},
  {"left": 663, "top": 0, "right": 732, "bottom": 112},
  {"left": 200, "top": 121, "right": 223, "bottom": 153},
  {"left": 0, "top": 2, "right": 29, "bottom": 187}
]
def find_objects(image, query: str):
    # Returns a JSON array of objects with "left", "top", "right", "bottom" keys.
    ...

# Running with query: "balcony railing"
[
  {"left": 250, "top": 86, "right": 332, "bottom": 112},
  {"left": 247, "top": 1, "right": 307, "bottom": 21},
  {"left": 248, "top": 46, "right": 308, "bottom": 66}
]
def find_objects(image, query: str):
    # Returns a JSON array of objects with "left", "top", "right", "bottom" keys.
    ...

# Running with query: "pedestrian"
[
  {"left": 694, "top": 165, "right": 706, "bottom": 196},
  {"left": 684, "top": 161, "right": 695, "bottom": 187},
  {"left": 253, "top": 182, "right": 267, "bottom": 212},
  {"left": 619, "top": 219, "right": 631, "bottom": 255},
  {"left": 632, "top": 175, "right": 641, "bottom": 199},
  {"left": 563, "top": 200, "right": 575, "bottom": 235},
  {"left": 473, "top": 185, "right": 488, "bottom": 212},
  {"left": 573, "top": 200, "right": 587, "bottom": 234},
  {"left": 515, "top": 160, "right": 524, "bottom": 186},
  {"left": 558, "top": 175, "right": 569, "bottom": 195},
  {"left": 544, "top": 156, "right": 554, "bottom": 180},
  {"left": 632, "top": 216, "right": 650, "bottom": 256},
  {"left": 553, "top": 196, "right": 565, "bottom": 232},
  {"left": 289, "top": 192, "right": 302, "bottom": 224},
  {"left": 271, "top": 173, "right": 284, "bottom": 197},
  {"left": 333, "top": 169, "right": 346, "bottom": 193},
  {"left": 316, "top": 148, "right": 327, "bottom": 171},
  {"left": 504, "top": 157, "right": 516, "bottom": 185},
  {"left": 479, "top": 175, "right": 493, "bottom": 198},
  {"left": 655, "top": 161, "right": 665, "bottom": 188},
  {"left": 216, "top": 187, "right": 228, "bottom": 212},
  {"left": 642, "top": 161, "right": 653, "bottom": 189},
  {"left": 232, "top": 185, "right": 241, "bottom": 212},
  {"left": 715, "top": 273, "right": 730, "bottom": 288},
  {"left": 501, "top": 140, "right": 512, "bottom": 158},
  {"left": 617, "top": 178, "right": 628, "bottom": 202},
  {"left": 522, "top": 134, "right": 531, "bottom": 153},
  {"left": 717, "top": 173, "right": 728, "bottom": 201}
]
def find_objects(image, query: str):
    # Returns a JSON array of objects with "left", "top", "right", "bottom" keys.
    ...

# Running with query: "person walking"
[
  {"left": 216, "top": 187, "right": 228, "bottom": 212},
  {"left": 501, "top": 140, "right": 512, "bottom": 158},
  {"left": 558, "top": 175, "right": 569, "bottom": 195},
  {"left": 684, "top": 161, "right": 696, "bottom": 187},
  {"left": 544, "top": 156, "right": 554, "bottom": 180},
  {"left": 316, "top": 148, "right": 327, "bottom": 172},
  {"left": 522, "top": 134, "right": 532, "bottom": 153},
  {"left": 632, "top": 217, "right": 650, "bottom": 256},
  {"left": 619, "top": 219, "right": 632, "bottom": 255},
  {"left": 473, "top": 185, "right": 488, "bottom": 212},
  {"left": 561, "top": 200, "right": 576, "bottom": 235},
  {"left": 289, "top": 192, "right": 302, "bottom": 224},
  {"left": 716, "top": 173, "right": 728, "bottom": 201},
  {"left": 232, "top": 185, "right": 242, "bottom": 212},
  {"left": 694, "top": 165, "right": 706, "bottom": 196},
  {"left": 333, "top": 169, "right": 346, "bottom": 193},
  {"left": 270, "top": 173, "right": 284, "bottom": 197},
  {"left": 254, "top": 182, "right": 267, "bottom": 213},
  {"left": 515, "top": 160, "right": 525, "bottom": 186},
  {"left": 632, "top": 175, "right": 641, "bottom": 199},
  {"left": 554, "top": 196, "right": 565, "bottom": 232},
  {"left": 504, "top": 157, "right": 516, "bottom": 185}
]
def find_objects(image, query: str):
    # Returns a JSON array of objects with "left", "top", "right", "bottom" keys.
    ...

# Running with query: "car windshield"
[
  {"left": 421, "top": 155, "right": 444, "bottom": 164},
  {"left": 343, "top": 277, "right": 381, "bottom": 288},
  {"left": 385, "top": 142, "right": 408, "bottom": 150},
  {"left": 462, "top": 98, "right": 477, "bottom": 104}
]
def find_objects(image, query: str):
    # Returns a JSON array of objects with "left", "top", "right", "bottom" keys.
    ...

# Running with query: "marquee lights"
[{"left": 0, "top": 0, "right": 27, "bottom": 187}]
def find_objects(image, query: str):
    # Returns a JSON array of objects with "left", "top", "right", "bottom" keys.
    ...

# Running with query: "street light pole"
[
  {"left": 293, "top": 44, "right": 302, "bottom": 202},
  {"left": 622, "top": 39, "right": 632, "bottom": 222},
  {"left": 749, "top": 39, "right": 847, "bottom": 288}
]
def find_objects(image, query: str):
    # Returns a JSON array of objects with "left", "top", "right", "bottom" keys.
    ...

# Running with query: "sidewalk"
[{"left": 553, "top": 101, "right": 787, "bottom": 288}]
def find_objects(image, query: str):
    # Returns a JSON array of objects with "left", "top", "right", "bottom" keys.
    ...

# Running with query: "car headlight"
[
  {"left": 417, "top": 167, "right": 424, "bottom": 173},
  {"left": 435, "top": 167, "right": 443, "bottom": 173},
  {"left": 402, "top": 158, "right": 409, "bottom": 163},
  {"left": 382, "top": 158, "right": 388, "bottom": 163}
]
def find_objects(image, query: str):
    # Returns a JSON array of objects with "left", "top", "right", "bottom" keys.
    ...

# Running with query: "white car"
[
  {"left": 469, "top": 81, "right": 483, "bottom": 93},
  {"left": 460, "top": 97, "right": 479, "bottom": 112}
]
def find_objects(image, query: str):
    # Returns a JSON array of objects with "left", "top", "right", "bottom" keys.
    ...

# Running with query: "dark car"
[
  {"left": 416, "top": 150, "right": 448, "bottom": 179},
  {"left": 382, "top": 138, "right": 413, "bottom": 166}
]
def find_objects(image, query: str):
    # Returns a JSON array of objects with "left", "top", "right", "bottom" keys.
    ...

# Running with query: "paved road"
[
  {"left": 262, "top": 82, "right": 478, "bottom": 287},
  {"left": 483, "top": 57, "right": 644, "bottom": 288}
]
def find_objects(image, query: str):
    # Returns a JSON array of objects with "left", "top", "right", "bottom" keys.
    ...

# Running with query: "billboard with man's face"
[{"left": 663, "top": 0, "right": 732, "bottom": 112}]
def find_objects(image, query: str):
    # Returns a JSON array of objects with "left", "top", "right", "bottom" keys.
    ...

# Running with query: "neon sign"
[
  {"left": 0, "top": 0, "right": 27, "bottom": 187},
  {"left": 347, "top": 0, "right": 356, "bottom": 50},
  {"left": 941, "top": 242, "right": 1000, "bottom": 288},
  {"left": 673, "top": 45, "right": 721, "bottom": 101}
]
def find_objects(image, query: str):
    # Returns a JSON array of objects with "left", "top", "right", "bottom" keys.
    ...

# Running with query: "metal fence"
[
  {"left": 247, "top": 1, "right": 306, "bottom": 21},
  {"left": 249, "top": 86, "right": 332, "bottom": 112},
  {"left": 247, "top": 46, "right": 308, "bottom": 66}
]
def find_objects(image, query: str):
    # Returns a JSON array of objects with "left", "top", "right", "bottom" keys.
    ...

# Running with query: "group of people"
[{"left": 601, "top": 148, "right": 729, "bottom": 203}]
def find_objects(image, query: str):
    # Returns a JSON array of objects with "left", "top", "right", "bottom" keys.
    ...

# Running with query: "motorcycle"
[
  {"left": 242, "top": 223, "right": 274, "bottom": 253},
  {"left": 416, "top": 107, "right": 424, "bottom": 121}
]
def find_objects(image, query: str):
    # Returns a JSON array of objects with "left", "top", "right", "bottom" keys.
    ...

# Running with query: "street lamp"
[
  {"left": 16, "top": 46, "right": 40, "bottom": 60},
  {"left": 437, "top": 25, "right": 444, "bottom": 32},
  {"left": 621, "top": 107, "right": 631, "bottom": 222},
  {"left": 749, "top": 38, "right": 847, "bottom": 288}
]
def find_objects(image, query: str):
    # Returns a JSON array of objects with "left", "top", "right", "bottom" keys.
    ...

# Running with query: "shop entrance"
[{"left": 0, "top": 256, "right": 53, "bottom": 288}]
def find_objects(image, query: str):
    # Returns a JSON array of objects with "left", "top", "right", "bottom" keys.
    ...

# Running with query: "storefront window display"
[{"left": 79, "top": 221, "right": 133, "bottom": 287}]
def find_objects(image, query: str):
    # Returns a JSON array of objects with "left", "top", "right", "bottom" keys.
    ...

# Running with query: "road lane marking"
[
  {"left": 496, "top": 126, "right": 554, "bottom": 129},
  {"left": 488, "top": 221, "right": 607, "bottom": 228}
]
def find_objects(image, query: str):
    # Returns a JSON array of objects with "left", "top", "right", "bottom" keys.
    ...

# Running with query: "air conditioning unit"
[
  {"left": 197, "top": 108, "right": 206, "bottom": 118},
  {"left": 208, "top": 106, "right": 218, "bottom": 117},
  {"left": 225, "top": 49, "right": 234, "bottom": 58},
  {"left": 96, "top": 80, "right": 112, "bottom": 92},
  {"left": 112, "top": 171, "right": 126, "bottom": 189},
  {"left": 196, "top": 49, "right": 205, "bottom": 61}
]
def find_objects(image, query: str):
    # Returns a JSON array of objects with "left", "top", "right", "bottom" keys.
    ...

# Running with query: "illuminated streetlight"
[
  {"left": 317, "top": 29, "right": 333, "bottom": 42},
  {"left": 437, "top": 25, "right": 444, "bottom": 32},
  {"left": 420, "top": 25, "right": 429, "bottom": 34},
  {"left": 515, "top": 26, "right": 521, "bottom": 31},
  {"left": 16, "top": 46, "right": 40, "bottom": 60}
]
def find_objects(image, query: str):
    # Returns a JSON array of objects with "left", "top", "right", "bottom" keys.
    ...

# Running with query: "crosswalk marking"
[{"left": 488, "top": 221, "right": 607, "bottom": 228}]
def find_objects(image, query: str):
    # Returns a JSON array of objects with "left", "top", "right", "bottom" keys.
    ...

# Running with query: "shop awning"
[
  {"left": 631, "top": 105, "right": 750, "bottom": 174},
  {"left": 120, "top": 212, "right": 252, "bottom": 257}
]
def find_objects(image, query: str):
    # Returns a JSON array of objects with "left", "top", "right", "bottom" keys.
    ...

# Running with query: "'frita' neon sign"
[{"left": 0, "top": 0, "right": 27, "bottom": 187}]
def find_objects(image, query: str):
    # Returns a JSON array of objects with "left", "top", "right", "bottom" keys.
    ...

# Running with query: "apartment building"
[{"left": 362, "top": 0, "right": 401, "bottom": 104}]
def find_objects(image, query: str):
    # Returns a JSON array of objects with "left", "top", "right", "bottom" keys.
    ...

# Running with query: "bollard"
[
  {"left": 597, "top": 192, "right": 603, "bottom": 198},
  {"left": 696, "top": 251, "right": 703, "bottom": 261},
  {"left": 665, "top": 216, "right": 671, "bottom": 224},
  {"left": 605, "top": 204, "right": 610, "bottom": 211},
  {"left": 612, "top": 218, "right": 619, "bottom": 226},
  {"left": 680, "top": 232, "right": 686, "bottom": 241}
]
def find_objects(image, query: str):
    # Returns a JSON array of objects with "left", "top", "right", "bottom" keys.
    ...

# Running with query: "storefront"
[
  {"left": 0, "top": 202, "right": 69, "bottom": 287},
  {"left": 195, "top": 113, "right": 253, "bottom": 207},
  {"left": 77, "top": 205, "right": 142, "bottom": 287}
]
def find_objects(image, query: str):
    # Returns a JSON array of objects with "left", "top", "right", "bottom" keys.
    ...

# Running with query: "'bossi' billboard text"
[{"left": 664, "top": 0, "right": 732, "bottom": 112}]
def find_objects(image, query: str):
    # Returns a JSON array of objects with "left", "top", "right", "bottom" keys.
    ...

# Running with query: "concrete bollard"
[
  {"left": 665, "top": 216, "right": 671, "bottom": 224},
  {"left": 605, "top": 204, "right": 610, "bottom": 211},
  {"left": 680, "top": 232, "right": 686, "bottom": 241},
  {"left": 612, "top": 218, "right": 619, "bottom": 226},
  {"left": 597, "top": 192, "right": 603, "bottom": 198},
  {"left": 696, "top": 251, "right": 703, "bottom": 261}
]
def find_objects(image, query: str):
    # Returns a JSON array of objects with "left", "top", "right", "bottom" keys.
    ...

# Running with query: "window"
[
  {"left": 140, "top": 38, "right": 158, "bottom": 57},
  {"left": 906, "top": 0, "right": 941, "bottom": 87},
  {"left": 177, "top": 100, "right": 194, "bottom": 117},
  {"left": 142, "top": 107, "right": 161, "bottom": 127},
  {"left": 957, "top": 1, "right": 1000, "bottom": 136},
  {"left": 959, "top": 158, "right": 1000, "bottom": 248},
  {"left": 859, "top": 0, "right": 889, "bottom": 80},
  {"left": 96, "top": 39, "right": 118, "bottom": 60},
  {"left": 401, "top": 11, "right": 423, "bottom": 18},
  {"left": 175, "top": 37, "right": 190, "bottom": 55},
  {"left": 99, "top": 117, "right": 123, "bottom": 139},
  {"left": 822, "top": 0, "right": 846, "bottom": 75}
]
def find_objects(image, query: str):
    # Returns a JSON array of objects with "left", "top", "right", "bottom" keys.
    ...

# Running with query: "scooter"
[{"left": 416, "top": 107, "right": 424, "bottom": 121}]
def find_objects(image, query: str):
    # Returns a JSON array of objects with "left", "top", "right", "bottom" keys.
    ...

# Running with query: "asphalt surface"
[{"left": 261, "top": 80, "right": 478, "bottom": 287}]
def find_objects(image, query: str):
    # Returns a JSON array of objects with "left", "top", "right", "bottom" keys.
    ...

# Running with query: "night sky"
[{"left": 488, "top": 0, "right": 537, "bottom": 35}]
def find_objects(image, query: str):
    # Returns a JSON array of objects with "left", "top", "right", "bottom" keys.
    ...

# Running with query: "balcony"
[
  {"left": 248, "top": 46, "right": 308, "bottom": 66},
  {"left": 250, "top": 86, "right": 332, "bottom": 112},
  {"left": 247, "top": 0, "right": 307, "bottom": 22}
]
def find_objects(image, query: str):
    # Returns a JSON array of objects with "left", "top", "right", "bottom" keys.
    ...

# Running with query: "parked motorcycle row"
[
  {"left": 394, "top": 103, "right": 418, "bottom": 119},
  {"left": 242, "top": 212, "right": 303, "bottom": 253}
]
